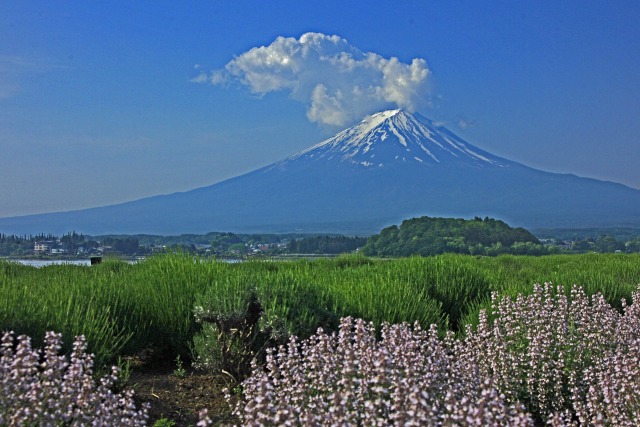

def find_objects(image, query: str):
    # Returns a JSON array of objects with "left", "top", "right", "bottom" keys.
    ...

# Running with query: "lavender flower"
[
  {"left": 0, "top": 331, "right": 148, "bottom": 426},
  {"left": 466, "top": 283, "right": 640, "bottom": 425},
  {"left": 233, "top": 284, "right": 640, "bottom": 426},
  {"left": 233, "top": 317, "right": 533, "bottom": 425}
]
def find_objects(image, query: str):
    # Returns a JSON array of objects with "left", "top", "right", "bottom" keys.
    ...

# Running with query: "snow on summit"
[{"left": 279, "top": 109, "right": 512, "bottom": 169}]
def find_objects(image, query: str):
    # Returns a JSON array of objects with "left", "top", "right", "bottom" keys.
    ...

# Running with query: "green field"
[{"left": 1, "top": 253, "right": 638, "bottom": 369}]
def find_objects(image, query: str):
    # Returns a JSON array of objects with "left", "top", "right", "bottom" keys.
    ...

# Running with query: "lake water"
[
  {"left": 5, "top": 258, "right": 243, "bottom": 267},
  {"left": 8, "top": 259, "right": 93, "bottom": 267}
]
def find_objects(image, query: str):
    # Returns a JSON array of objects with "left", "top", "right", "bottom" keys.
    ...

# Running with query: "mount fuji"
[{"left": 1, "top": 110, "right": 640, "bottom": 235}]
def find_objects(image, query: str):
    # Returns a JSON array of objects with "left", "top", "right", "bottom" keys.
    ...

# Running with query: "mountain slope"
[{"left": 1, "top": 110, "right": 639, "bottom": 235}]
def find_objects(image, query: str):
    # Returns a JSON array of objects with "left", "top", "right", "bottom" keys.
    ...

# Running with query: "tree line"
[
  {"left": 2, "top": 217, "right": 640, "bottom": 258},
  {"left": 287, "top": 235, "right": 368, "bottom": 254}
]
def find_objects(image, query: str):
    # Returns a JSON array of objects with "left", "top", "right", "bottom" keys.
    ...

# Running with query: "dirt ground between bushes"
[{"left": 128, "top": 360, "right": 240, "bottom": 426}]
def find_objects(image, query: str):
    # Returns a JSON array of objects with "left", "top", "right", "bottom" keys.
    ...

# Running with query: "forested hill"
[{"left": 362, "top": 216, "right": 542, "bottom": 257}]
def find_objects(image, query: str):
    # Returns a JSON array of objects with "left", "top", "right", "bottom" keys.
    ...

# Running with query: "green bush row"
[{"left": 0, "top": 253, "right": 638, "bottom": 369}]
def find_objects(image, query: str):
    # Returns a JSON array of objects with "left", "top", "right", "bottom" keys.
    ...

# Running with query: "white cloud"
[
  {"left": 457, "top": 116, "right": 477, "bottom": 129},
  {"left": 307, "top": 84, "right": 347, "bottom": 126},
  {"left": 194, "top": 33, "right": 431, "bottom": 127},
  {"left": 189, "top": 72, "right": 208, "bottom": 84}
]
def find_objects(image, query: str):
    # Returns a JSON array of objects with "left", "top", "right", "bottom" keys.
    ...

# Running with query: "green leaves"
[
  {"left": 1, "top": 252, "right": 639, "bottom": 374},
  {"left": 362, "top": 216, "right": 543, "bottom": 257}
]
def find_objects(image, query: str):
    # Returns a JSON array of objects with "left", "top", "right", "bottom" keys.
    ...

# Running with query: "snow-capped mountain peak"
[
  {"left": 3, "top": 109, "right": 640, "bottom": 236},
  {"left": 278, "top": 109, "right": 511, "bottom": 169}
]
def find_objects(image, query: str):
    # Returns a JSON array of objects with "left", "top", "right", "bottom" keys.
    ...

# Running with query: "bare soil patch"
[{"left": 126, "top": 355, "right": 239, "bottom": 426}]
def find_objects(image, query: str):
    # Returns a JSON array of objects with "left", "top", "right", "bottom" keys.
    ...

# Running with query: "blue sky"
[{"left": 1, "top": 1, "right": 639, "bottom": 219}]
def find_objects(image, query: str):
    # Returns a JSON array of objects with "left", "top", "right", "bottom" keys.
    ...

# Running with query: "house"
[{"left": 34, "top": 241, "right": 55, "bottom": 254}]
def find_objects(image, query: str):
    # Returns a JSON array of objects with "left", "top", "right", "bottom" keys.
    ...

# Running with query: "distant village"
[
  {"left": 29, "top": 238, "right": 289, "bottom": 258},
  {"left": 0, "top": 229, "right": 638, "bottom": 259},
  {"left": 0, "top": 232, "right": 365, "bottom": 258}
]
